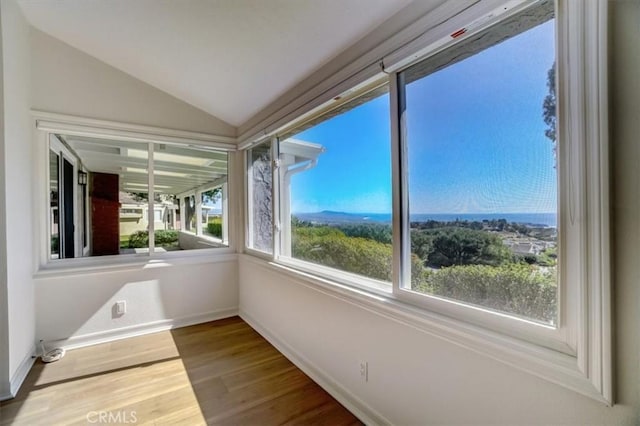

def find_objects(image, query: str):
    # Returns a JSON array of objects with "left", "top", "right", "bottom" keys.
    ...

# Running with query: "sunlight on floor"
[{"left": 1, "top": 332, "right": 206, "bottom": 425}]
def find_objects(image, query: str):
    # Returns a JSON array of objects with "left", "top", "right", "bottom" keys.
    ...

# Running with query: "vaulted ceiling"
[{"left": 18, "top": 0, "right": 412, "bottom": 128}]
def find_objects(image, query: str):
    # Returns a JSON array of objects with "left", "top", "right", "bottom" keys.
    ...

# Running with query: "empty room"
[{"left": 0, "top": 0, "right": 639, "bottom": 424}]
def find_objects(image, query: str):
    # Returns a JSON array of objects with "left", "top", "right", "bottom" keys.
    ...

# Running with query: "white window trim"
[
  {"left": 48, "top": 135, "right": 80, "bottom": 259},
  {"left": 242, "top": 0, "right": 611, "bottom": 404},
  {"left": 34, "top": 111, "right": 238, "bottom": 272},
  {"left": 391, "top": 0, "right": 567, "bottom": 354}
]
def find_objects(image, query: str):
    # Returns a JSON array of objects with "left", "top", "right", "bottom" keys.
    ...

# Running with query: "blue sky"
[{"left": 290, "top": 20, "right": 556, "bottom": 215}]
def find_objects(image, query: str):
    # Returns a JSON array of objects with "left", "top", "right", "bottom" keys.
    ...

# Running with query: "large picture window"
[{"left": 400, "top": 14, "right": 557, "bottom": 325}]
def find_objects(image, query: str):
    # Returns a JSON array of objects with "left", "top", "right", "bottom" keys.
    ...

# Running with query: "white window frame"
[
  {"left": 242, "top": 0, "right": 611, "bottom": 404},
  {"left": 34, "top": 111, "right": 238, "bottom": 271},
  {"left": 392, "top": 0, "right": 565, "bottom": 350},
  {"left": 49, "top": 135, "right": 80, "bottom": 259}
]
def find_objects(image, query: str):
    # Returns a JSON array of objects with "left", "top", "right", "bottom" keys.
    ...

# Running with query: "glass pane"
[
  {"left": 403, "top": 18, "right": 557, "bottom": 324},
  {"left": 49, "top": 151, "right": 60, "bottom": 259},
  {"left": 202, "top": 188, "right": 223, "bottom": 240},
  {"left": 282, "top": 86, "right": 392, "bottom": 284},
  {"left": 48, "top": 137, "right": 229, "bottom": 257},
  {"left": 113, "top": 141, "right": 149, "bottom": 255},
  {"left": 154, "top": 146, "right": 228, "bottom": 251},
  {"left": 48, "top": 136, "right": 150, "bottom": 257},
  {"left": 248, "top": 141, "right": 273, "bottom": 253}
]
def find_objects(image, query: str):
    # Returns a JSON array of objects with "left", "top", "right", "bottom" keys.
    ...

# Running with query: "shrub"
[
  {"left": 128, "top": 230, "right": 178, "bottom": 248},
  {"left": 51, "top": 235, "right": 59, "bottom": 253},
  {"left": 155, "top": 230, "right": 178, "bottom": 247},
  {"left": 292, "top": 226, "right": 392, "bottom": 282},
  {"left": 207, "top": 218, "right": 222, "bottom": 238},
  {"left": 291, "top": 224, "right": 429, "bottom": 288},
  {"left": 423, "top": 263, "right": 557, "bottom": 323},
  {"left": 128, "top": 230, "right": 149, "bottom": 248}
]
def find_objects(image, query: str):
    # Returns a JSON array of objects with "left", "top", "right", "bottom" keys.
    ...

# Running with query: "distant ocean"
[{"left": 294, "top": 211, "right": 557, "bottom": 228}]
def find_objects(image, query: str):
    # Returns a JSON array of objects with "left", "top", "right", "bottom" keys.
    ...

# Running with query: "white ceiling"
[{"left": 19, "top": 0, "right": 412, "bottom": 127}]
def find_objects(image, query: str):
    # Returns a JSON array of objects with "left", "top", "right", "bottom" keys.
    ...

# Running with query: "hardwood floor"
[{"left": 0, "top": 317, "right": 362, "bottom": 425}]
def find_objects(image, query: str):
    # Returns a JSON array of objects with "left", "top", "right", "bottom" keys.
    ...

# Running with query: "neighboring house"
[{"left": 119, "top": 191, "right": 179, "bottom": 236}]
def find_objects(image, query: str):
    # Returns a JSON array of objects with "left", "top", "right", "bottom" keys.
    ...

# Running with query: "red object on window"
[{"left": 451, "top": 28, "right": 467, "bottom": 38}]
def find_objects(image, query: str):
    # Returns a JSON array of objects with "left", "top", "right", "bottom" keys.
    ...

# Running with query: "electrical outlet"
[
  {"left": 115, "top": 300, "right": 126, "bottom": 315},
  {"left": 359, "top": 361, "right": 368, "bottom": 382}
]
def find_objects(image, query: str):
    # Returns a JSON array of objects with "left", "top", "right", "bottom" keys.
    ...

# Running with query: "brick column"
[{"left": 90, "top": 172, "right": 120, "bottom": 256}]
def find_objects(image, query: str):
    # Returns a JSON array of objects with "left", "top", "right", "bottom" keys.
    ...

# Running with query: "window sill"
[
  {"left": 35, "top": 250, "right": 238, "bottom": 279},
  {"left": 240, "top": 253, "right": 610, "bottom": 405}
]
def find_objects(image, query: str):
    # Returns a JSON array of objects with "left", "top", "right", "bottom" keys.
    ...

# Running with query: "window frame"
[
  {"left": 48, "top": 134, "right": 81, "bottom": 259},
  {"left": 34, "top": 111, "right": 238, "bottom": 270},
  {"left": 243, "top": 0, "right": 611, "bottom": 404},
  {"left": 391, "top": 5, "right": 567, "bottom": 351}
]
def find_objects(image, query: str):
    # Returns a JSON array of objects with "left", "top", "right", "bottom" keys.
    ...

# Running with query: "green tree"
[
  {"left": 336, "top": 223, "right": 392, "bottom": 244},
  {"left": 202, "top": 188, "right": 221, "bottom": 204},
  {"left": 543, "top": 62, "right": 557, "bottom": 166},
  {"left": 424, "top": 227, "right": 512, "bottom": 268},
  {"left": 411, "top": 231, "right": 433, "bottom": 262}
]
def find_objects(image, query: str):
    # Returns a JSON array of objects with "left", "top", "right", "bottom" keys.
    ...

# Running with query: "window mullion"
[
  {"left": 272, "top": 136, "right": 281, "bottom": 260},
  {"left": 221, "top": 182, "right": 229, "bottom": 244},
  {"left": 147, "top": 142, "right": 155, "bottom": 255},
  {"left": 195, "top": 189, "right": 203, "bottom": 236},
  {"left": 390, "top": 72, "right": 405, "bottom": 295},
  {"left": 245, "top": 149, "right": 253, "bottom": 250}
]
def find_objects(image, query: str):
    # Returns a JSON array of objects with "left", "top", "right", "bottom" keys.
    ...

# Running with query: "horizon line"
[{"left": 292, "top": 211, "right": 557, "bottom": 215}]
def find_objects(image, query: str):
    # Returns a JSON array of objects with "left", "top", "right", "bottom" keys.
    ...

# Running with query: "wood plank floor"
[{"left": 0, "top": 317, "right": 362, "bottom": 425}]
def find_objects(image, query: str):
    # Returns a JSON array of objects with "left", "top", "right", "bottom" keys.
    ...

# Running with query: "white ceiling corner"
[{"left": 18, "top": 0, "right": 412, "bottom": 127}]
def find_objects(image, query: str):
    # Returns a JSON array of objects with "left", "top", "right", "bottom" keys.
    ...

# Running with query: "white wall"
[
  {"left": 610, "top": 0, "right": 640, "bottom": 416},
  {"left": 0, "top": 0, "right": 35, "bottom": 398},
  {"left": 30, "top": 29, "right": 236, "bottom": 137},
  {"left": 27, "top": 27, "right": 242, "bottom": 350},
  {"left": 36, "top": 258, "right": 238, "bottom": 346},
  {"left": 238, "top": 2, "right": 640, "bottom": 424}
]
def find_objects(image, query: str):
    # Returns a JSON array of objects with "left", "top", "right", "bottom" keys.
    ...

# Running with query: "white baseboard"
[
  {"left": 0, "top": 345, "right": 37, "bottom": 401},
  {"left": 1, "top": 309, "right": 238, "bottom": 401},
  {"left": 240, "top": 310, "right": 390, "bottom": 426},
  {"left": 48, "top": 308, "right": 238, "bottom": 351}
]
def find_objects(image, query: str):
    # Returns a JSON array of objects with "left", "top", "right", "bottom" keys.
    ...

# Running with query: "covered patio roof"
[{"left": 60, "top": 134, "right": 228, "bottom": 196}]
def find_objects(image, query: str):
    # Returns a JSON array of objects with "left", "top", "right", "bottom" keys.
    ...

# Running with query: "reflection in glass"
[
  {"left": 48, "top": 136, "right": 229, "bottom": 258},
  {"left": 49, "top": 151, "right": 60, "bottom": 259},
  {"left": 116, "top": 141, "right": 149, "bottom": 255},
  {"left": 154, "top": 146, "right": 228, "bottom": 251}
]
